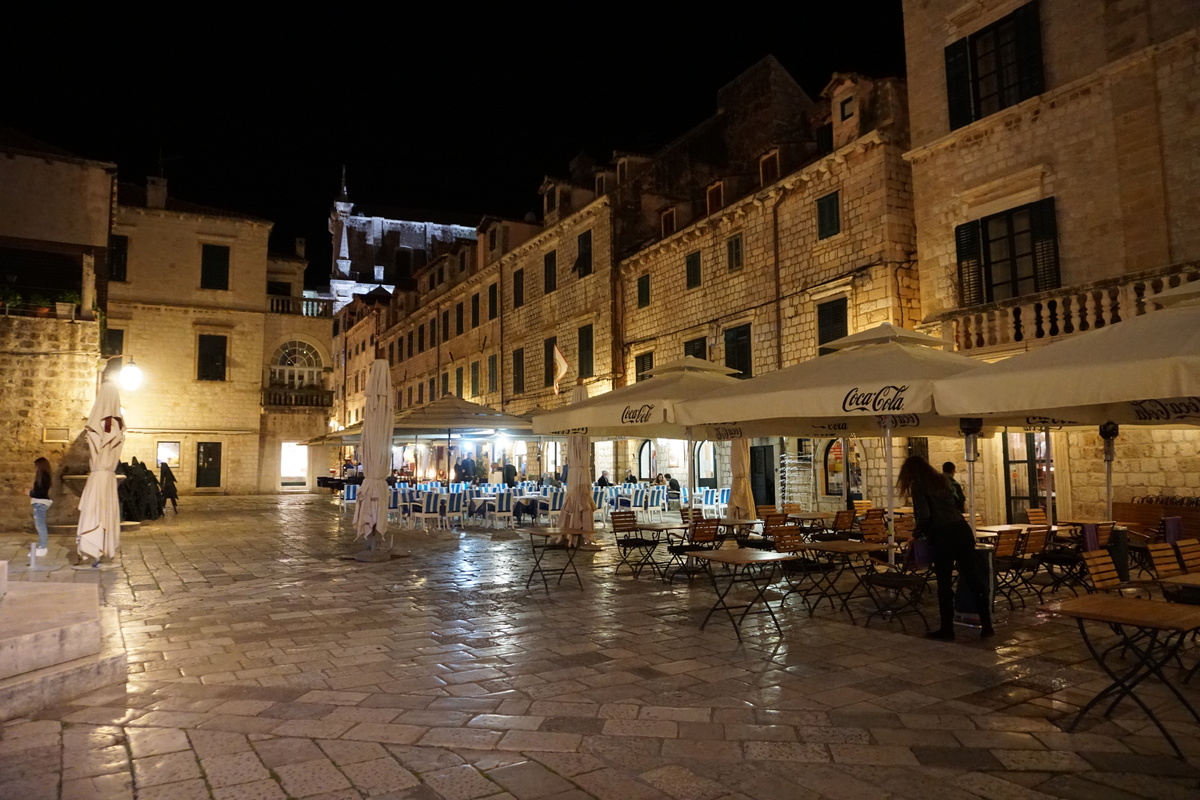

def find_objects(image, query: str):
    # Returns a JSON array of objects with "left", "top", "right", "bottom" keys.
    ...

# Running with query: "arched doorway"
[
  {"left": 694, "top": 441, "right": 717, "bottom": 489},
  {"left": 824, "top": 439, "right": 863, "bottom": 501},
  {"left": 637, "top": 440, "right": 654, "bottom": 481}
]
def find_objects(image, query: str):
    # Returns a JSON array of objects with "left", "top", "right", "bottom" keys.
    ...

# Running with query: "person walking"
[
  {"left": 898, "top": 455, "right": 993, "bottom": 641},
  {"left": 30, "top": 457, "right": 52, "bottom": 556},
  {"left": 160, "top": 462, "right": 179, "bottom": 513}
]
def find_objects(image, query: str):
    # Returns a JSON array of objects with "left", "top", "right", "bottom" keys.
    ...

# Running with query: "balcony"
[
  {"left": 263, "top": 386, "right": 333, "bottom": 408},
  {"left": 937, "top": 264, "right": 1200, "bottom": 354},
  {"left": 269, "top": 296, "right": 333, "bottom": 318}
]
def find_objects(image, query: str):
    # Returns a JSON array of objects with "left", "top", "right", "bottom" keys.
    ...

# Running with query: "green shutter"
[
  {"left": 1030, "top": 197, "right": 1060, "bottom": 293},
  {"left": 955, "top": 220, "right": 984, "bottom": 307},
  {"left": 637, "top": 274, "right": 650, "bottom": 308},
  {"left": 1015, "top": 1, "right": 1045, "bottom": 101},
  {"left": 945, "top": 38, "right": 974, "bottom": 130}
]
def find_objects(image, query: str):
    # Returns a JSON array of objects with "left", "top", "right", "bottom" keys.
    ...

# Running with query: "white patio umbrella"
[
  {"left": 934, "top": 280, "right": 1200, "bottom": 519},
  {"left": 558, "top": 385, "right": 597, "bottom": 544},
  {"left": 352, "top": 359, "right": 393, "bottom": 545},
  {"left": 76, "top": 380, "right": 125, "bottom": 565},
  {"left": 678, "top": 324, "right": 1003, "bottom": 558}
]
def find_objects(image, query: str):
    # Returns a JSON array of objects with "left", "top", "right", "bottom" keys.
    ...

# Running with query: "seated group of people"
[{"left": 595, "top": 471, "right": 682, "bottom": 499}]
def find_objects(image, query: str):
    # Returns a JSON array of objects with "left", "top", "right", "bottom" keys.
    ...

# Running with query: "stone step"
[
  {"left": 0, "top": 607, "right": 126, "bottom": 721},
  {"left": 0, "top": 584, "right": 101, "bottom": 681}
]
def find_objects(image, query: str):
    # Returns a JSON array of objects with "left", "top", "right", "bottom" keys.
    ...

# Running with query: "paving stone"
[
  {"left": 132, "top": 751, "right": 202, "bottom": 787},
  {"left": 340, "top": 756, "right": 420, "bottom": 793},
  {"left": 135, "top": 778, "right": 211, "bottom": 800},
  {"left": 201, "top": 751, "right": 271, "bottom": 788},
  {"left": 487, "top": 760, "right": 575, "bottom": 798},
  {"left": 639, "top": 764, "right": 728, "bottom": 800},
  {"left": 211, "top": 779, "right": 288, "bottom": 800},
  {"left": 497, "top": 730, "right": 583, "bottom": 752},
  {"left": 252, "top": 738, "right": 326, "bottom": 768},
  {"left": 274, "top": 758, "right": 352, "bottom": 797},
  {"left": 422, "top": 764, "right": 501, "bottom": 800},
  {"left": 317, "top": 738, "right": 390, "bottom": 765}
]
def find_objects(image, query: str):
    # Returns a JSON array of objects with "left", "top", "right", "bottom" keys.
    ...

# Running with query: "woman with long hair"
[
  {"left": 30, "top": 457, "right": 53, "bottom": 556},
  {"left": 897, "top": 455, "right": 993, "bottom": 641}
]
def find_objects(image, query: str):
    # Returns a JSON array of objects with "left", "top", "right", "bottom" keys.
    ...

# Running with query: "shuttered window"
[
  {"left": 455, "top": 367, "right": 463, "bottom": 397},
  {"left": 544, "top": 251, "right": 557, "bottom": 293},
  {"left": 637, "top": 274, "right": 650, "bottom": 308},
  {"left": 573, "top": 230, "right": 593, "bottom": 276},
  {"left": 456, "top": 302, "right": 464, "bottom": 335},
  {"left": 512, "top": 349, "right": 525, "bottom": 394},
  {"left": 197, "top": 334, "right": 227, "bottom": 381},
  {"left": 727, "top": 234, "right": 744, "bottom": 271},
  {"left": 956, "top": 197, "right": 1059, "bottom": 306},
  {"left": 513, "top": 268, "right": 524, "bottom": 308},
  {"left": 488, "top": 284, "right": 497, "bottom": 320},
  {"left": 685, "top": 251, "right": 701, "bottom": 289},
  {"left": 487, "top": 354, "right": 498, "bottom": 393},
  {"left": 543, "top": 337, "right": 557, "bottom": 388},
  {"left": 200, "top": 244, "right": 229, "bottom": 290},
  {"left": 817, "top": 298, "right": 848, "bottom": 356},
  {"left": 723, "top": 324, "right": 752, "bottom": 379},
  {"left": 945, "top": 1, "right": 1044, "bottom": 130},
  {"left": 817, "top": 192, "right": 840, "bottom": 240},
  {"left": 471, "top": 293, "right": 480, "bottom": 327},
  {"left": 635, "top": 352, "right": 654, "bottom": 382},
  {"left": 683, "top": 336, "right": 707, "bottom": 360},
  {"left": 578, "top": 324, "right": 594, "bottom": 379}
]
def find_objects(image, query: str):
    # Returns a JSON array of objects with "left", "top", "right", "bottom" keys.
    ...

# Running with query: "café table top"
[
  {"left": 892, "top": 506, "right": 915, "bottom": 515},
  {"left": 1161, "top": 573, "right": 1200, "bottom": 588},
  {"left": 1058, "top": 518, "right": 1116, "bottom": 526},
  {"left": 685, "top": 548, "right": 798, "bottom": 565},
  {"left": 788, "top": 540, "right": 899, "bottom": 555},
  {"left": 514, "top": 526, "right": 592, "bottom": 539},
  {"left": 719, "top": 517, "right": 760, "bottom": 527},
  {"left": 1040, "top": 594, "right": 1200, "bottom": 631},
  {"left": 977, "top": 524, "right": 1030, "bottom": 533},
  {"left": 639, "top": 521, "right": 690, "bottom": 532},
  {"left": 788, "top": 511, "right": 838, "bottom": 521}
]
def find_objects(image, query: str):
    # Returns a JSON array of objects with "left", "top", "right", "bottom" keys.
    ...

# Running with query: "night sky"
[{"left": 7, "top": 6, "right": 905, "bottom": 286}]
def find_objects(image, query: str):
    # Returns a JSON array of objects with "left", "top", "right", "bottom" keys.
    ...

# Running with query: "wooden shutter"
[
  {"left": 513, "top": 349, "right": 525, "bottom": 394},
  {"left": 637, "top": 274, "right": 650, "bottom": 308},
  {"left": 635, "top": 352, "right": 654, "bottom": 381},
  {"left": 955, "top": 220, "right": 984, "bottom": 307},
  {"left": 945, "top": 38, "right": 974, "bottom": 130},
  {"left": 578, "top": 324, "right": 594, "bottom": 378},
  {"left": 817, "top": 299, "right": 848, "bottom": 356},
  {"left": 1029, "top": 197, "right": 1060, "bottom": 293},
  {"left": 684, "top": 337, "right": 706, "bottom": 360},
  {"left": 1015, "top": 0, "right": 1045, "bottom": 101},
  {"left": 724, "top": 324, "right": 752, "bottom": 379}
]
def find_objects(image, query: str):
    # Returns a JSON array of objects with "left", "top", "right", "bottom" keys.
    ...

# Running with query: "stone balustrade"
[{"left": 268, "top": 296, "right": 333, "bottom": 318}]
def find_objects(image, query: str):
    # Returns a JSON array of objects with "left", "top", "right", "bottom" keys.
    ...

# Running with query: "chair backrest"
[
  {"left": 993, "top": 530, "right": 1022, "bottom": 559},
  {"left": 445, "top": 493, "right": 464, "bottom": 512},
  {"left": 1024, "top": 525, "right": 1051, "bottom": 556},
  {"left": 344, "top": 483, "right": 358, "bottom": 501},
  {"left": 719, "top": 488, "right": 730, "bottom": 503},
  {"left": 833, "top": 509, "right": 856, "bottom": 532},
  {"left": 893, "top": 515, "right": 916, "bottom": 538},
  {"left": 610, "top": 510, "right": 639, "bottom": 535},
  {"left": 550, "top": 491, "right": 565, "bottom": 511},
  {"left": 680, "top": 487, "right": 689, "bottom": 503},
  {"left": 388, "top": 490, "right": 400, "bottom": 510},
  {"left": 1149, "top": 542, "right": 1184, "bottom": 579},
  {"left": 1026, "top": 506, "right": 1049, "bottom": 526},
  {"left": 1082, "top": 549, "right": 1122, "bottom": 592},
  {"left": 852, "top": 499, "right": 873, "bottom": 514},
  {"left": 781, "top": 503, "right": 803, "bottom": 516},
  {"left": 494, "top": 492, "right": 513, "bottom": 512},
  {"left": 761, "top": 513, "right": 790, "bottom": 535},
  {"left": 702, "top": 488, "right": 717, "bottom": 505},
  {"left": 772, "top": 528, "right": 806, "bottom": 553},
  {"left": 757, "top": 504, "right": 779, "bottom": 519},
  {"left": 606, "top": 486, "right": 619, "bottom": 499},
  {"left": 1175, "top": 539, "right": 1200, "bottom": 572},
  {"left": 647, "top": 486, "right": 665, "bottom": 507},
  {"left": 690, "top": 518, "right": 720, "bottom": 544},
  {"left": 421, "top": 492, "right": 440, "bottom": 513},
  {"left": 630, "top": 487, "right": 646, "bottom": 506},
  {"left": 680, "top": 507, "right": 705, "bottom": 524},
  {"left": 863, "top": 508, "right": 885, "bottom": 522},
  {"left": 858, "top": 518, "right": 888, "bottom": 543}
]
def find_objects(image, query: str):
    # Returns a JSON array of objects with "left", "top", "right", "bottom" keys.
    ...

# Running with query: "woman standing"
[
  {"left": 30, "top": 457, "right": 52, "bottom": 556},
  {"left": 159, "top": 462, "right": 179, "bottom": 513},
  {"left": 897, "top": 455, "right": 993, "bottom": 641}
]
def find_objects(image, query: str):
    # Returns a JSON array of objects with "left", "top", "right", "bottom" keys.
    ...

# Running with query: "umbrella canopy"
[
  {"left": 76, "top": 381, "right": 125, "bottom": 562},
  {"left": 558, "top": 385, "right": 596, "bottom": 541},
  {"left": 727, "top": 438, "right": 755, "bottom": 520},
  {"left": 352, "top": 359, "right": 393, "bottom": 540}
]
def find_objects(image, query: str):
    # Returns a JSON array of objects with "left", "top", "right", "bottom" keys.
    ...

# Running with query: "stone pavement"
[{"left": 2, "top": 494, "right": 1199, "bottom": 800}]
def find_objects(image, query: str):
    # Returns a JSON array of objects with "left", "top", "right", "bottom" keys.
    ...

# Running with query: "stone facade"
[
  {"left": 109, "top": 181, "right": 333, "bottom": 495},
  {"left": 903, "top": 0, "right": 1200, "bottom": 520}
]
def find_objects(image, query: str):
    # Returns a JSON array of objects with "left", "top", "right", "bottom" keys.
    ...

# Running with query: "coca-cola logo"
[
  {"left": 843, "top": 385, "right": 909, "bottom": 413},
  {"left": 880, "top": 414, "right": 921, "bottom": 428},
  {"left": 553, "top": 428, "right": 589, "bottom": 435},
  {"left": 621, "top": 404, "right": 655, "bottom": 424},
  {"left": 813, "top": 422, "right": 849, "bottom": 431},
  {"left": 710, "top": 426, "right": 743, "bottom": 440},
  {"left": 1128, "top": 397, "right": 1200, "bottom": 422},
  {"left": 1023, "top": 416, "right": 1073, "bottom": 431}
]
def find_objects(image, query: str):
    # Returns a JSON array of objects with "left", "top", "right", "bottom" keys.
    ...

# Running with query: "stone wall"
[{"left": 0, "top": 317, "right": 99, "bottom": 530}]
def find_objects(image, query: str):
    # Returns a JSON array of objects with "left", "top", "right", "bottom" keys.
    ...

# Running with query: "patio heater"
[
  {"left": 1099, "top": 421, "right": 1119, "bottom": 521},
  {"left": 959, "top": 418, "right": 983, "bottom": 533}
]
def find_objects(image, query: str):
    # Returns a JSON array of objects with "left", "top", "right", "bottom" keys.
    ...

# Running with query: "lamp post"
[{"left": 99, "top": 354, "right": 143, "bottom": 391}]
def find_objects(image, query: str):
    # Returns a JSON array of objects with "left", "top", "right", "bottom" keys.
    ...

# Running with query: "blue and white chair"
[
  {"left": 645, "top": 486, "right": 666, "bottom": 522},
  {"left": 412, "top": 492, "right": 442, "bottom": 531},
  {"left": 387, "top": 488, "right": 401, "bottom": 523},
  {"left": 341, "top": 482, "right": 358, "bottom": 514},
  {"left": 442, "top": 492, "right": 465, "bottom": 529},
  {"left": 700, "top": 487, "right": 719, "bottom": 518},
  {"left": 543, "top": 490, "right": 566, "bottom": 526},
  {"left": 717, "top": 487, "right": 731, "bottom": 518},
  {"left": 489, "top": 492, "right": 514, "bottom": 529}
]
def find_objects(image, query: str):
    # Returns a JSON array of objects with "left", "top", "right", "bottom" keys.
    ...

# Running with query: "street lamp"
[{"left": 100, "top": 354, "right": 143, "bottom": 391}]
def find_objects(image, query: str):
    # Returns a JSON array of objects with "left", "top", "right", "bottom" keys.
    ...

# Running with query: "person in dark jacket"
[
  {"left": 595, "top": 470, "right": 611, "bottom": 487},
  {"left": 160, "top": 462, "right": 179, "bottom": 513},
  {"left": 899, "top": 455, "right": 993, "bottom": 641},
  {"left": 503, "top": 460, "right": 518, "bottom": 488},
  {"left": 942, "top": 461, "right": 966, "bottom": 513},
  {"left": 30, "top": 457, "right": 52, "bottom": 556}
]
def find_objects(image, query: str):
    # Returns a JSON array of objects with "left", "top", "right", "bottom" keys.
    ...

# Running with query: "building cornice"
[{"left": 489, "top": 196, "right": 611, "bottom": 271}]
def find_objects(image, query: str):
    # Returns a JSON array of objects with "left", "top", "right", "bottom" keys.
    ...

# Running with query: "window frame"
[
  {"left": 816, "top": 192, "right": 841, "bottom": 240},
  {"left": 544, "top": 250, "right": 557, "bottom": 294},
  {"left": 683, "top": 336, "right": 706, "bottom": 361},
  {"left": 197, "top": 333, "right": 227, "bottom": 381},
  {"left": 513, "top": 268, "right": 524, "bottom": 308},
  {"left": 685, "top": 251, "right": 702, "bottom": 290},
  {"left": 634, "top": 352, "right": 654, "bottom": 382},
  {"left": 200, "top": 243, "right": 230, "bottom": 291},
  {"left": 945, "top": 1, "right": 1044, "bottom": 130},
  {"left": 723, "top": 324, "right": 752, "bottom": 379},
  {"left": 726, "top": 233, "right": 744, "bottom": 272},
  {"left": 543, "top": 336, "right": 558, "bottom": 388},
  {"left": 512, "top": 348, "right": 525, "bottom": 395},
  {"left": 574, "top": 230, "right": 593, "bottom": 277},
  {"left": 817, "top": 296, "right": 849, "bottom": 356},
  {"left": 636, "top": 274, "right": 650, "bottom": 309}
]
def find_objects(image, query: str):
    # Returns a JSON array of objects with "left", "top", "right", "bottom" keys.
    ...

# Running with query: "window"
[
  {"left": 945, "top": 1, "right": 1044, "bottom": 130},
  {"left": 512, "top": 348, "right": 525, "bottom": 394},
  {"left": 637, "top": 274, "right": 650, "bottom": 308},
  {"left": 388, "top": 342, "right": 395, "bottom": 365},
  {"left": 595, "top": 174, "right": 605, "bottom": 195},
  {"left": 200, "top": 244, "right": 229, "bottom": 290},
  {"left": 197, "top": 334, "right": 227, "bottom": 381},
  {"left": 544, "top": 251, "right": 557, "bottom": 294},
  {"left": 455, "top": 367, "right": 463, "bottom": 397},
  {"left": 513, "top": 268, "right": 524, "bottom": 308},
  {"left": 956, "top": 197, "right": 1059, "bottom": 306},
  {"left": 574, "top": 230, "right": 592, "bottom": 276},
  {"left": 543, "top": 337, "right": 558, "bottom": 388},
  {"left": 487, "top": 353, "right": 498, "bottom": 393},
  {"left": 839, "top": 96, "right": 854, "bottom": 121},
  {"left": 634, "top": 352, "right": 654, "bottom": 382},
  {"left": 815, "top": 123, "right": 833, "bottom": 154},
  {"left": 456, "top": 302, "right": 464, "bottom": 335},
  {"left": 578, "top": 324, "right": 594, "bottom": 379},
  {"left": 488, "top": 283, "right": 497, "bottom": 320},
  {"left": 817, "top": 297, "right": 848, "bottom": 356},
  {"left": 418, "top": 383, "right": 424, "bottom": 404},
  {"left": 460, "top": 250, "right": 469, "bottom": 272},
  {"left": 488, "top": 227, "right": 497, "bottom": 249},
  {"left": 617, "top": 160, "right": 627, "bottom": 183},
  {"left": 103, "top": 328, "right": 124, "bottom": 381},
  {"left": 706, "top": 184, "right": 723, "bottom": 215},
  {"left": 267, "top": 280, "right": 290, "bottom": 296},
  {"left": 471, "top": 293, "right": 480, "bottom": 327},
  {"left": 817, "top": 192, "right": 840, "bottom": 240},
  {"left": 661, "top": 208, "right": 676, "bottom": 238},
  {"left": 442, "top": 372, "right": 449, "bottom": 397},
  {"left": 759, "top": 152, "right": 779, "bottom": 186},
  {"left": 685, "top": 251, "right": 702, "bottom": 289},
  {"left": 683, "top": 336, "right": 706, "bottom": 361},
  {"left": 429, "top": 377, "right": 435, "bottom": 401},
  {"left": 470, "top": 361, "right": 479, "bottom": 397},
  {"left": 406, "top": 331, "right": 413, "bottom": 359},
  {"left": 724, "top": 324, "right": 752, "bottom": 379},
  {"left": 109, "top": 235, "right": 128, "bottom": 282},
  {"left": 545, "top": 187, "right": 557, "bottom": 213},
  {"left": 429, "top": 318, "right": 437, "bottom": 347},
  {"left": 418, "top": 325, "right": 425, "bottom": 353},
  {"left": 727, "top": 234, "right": 744, "bottom": 271},
  {"left": 442, "top": 310, "right": 450, "bottom": 341}
]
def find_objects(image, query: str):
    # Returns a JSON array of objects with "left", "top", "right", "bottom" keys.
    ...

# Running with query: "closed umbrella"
[
  {"left": 727, "top": 438, "right": 755, "bottom": 520},
  {"left": 76, "top": 380, "right": 125, "bottom": 565},
  {"left": 352, "top": 359, "right": 393, "bottom": 546},
  {"left": 558, "top": 385, "right": 597, "bottom": 544}
]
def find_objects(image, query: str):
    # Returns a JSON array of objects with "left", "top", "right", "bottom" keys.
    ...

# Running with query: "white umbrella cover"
[
  {"left": 353, "top": 360, "right": 393, "bottom": 540},
  {"left": 76, "top": 380, "right": 125, "bottom": 562},
  {"left": 727, "top": 438, "right": 755, "bottom": 519},
  {"left": 558, "top": 385, "right": 596, "bottom": 542}
]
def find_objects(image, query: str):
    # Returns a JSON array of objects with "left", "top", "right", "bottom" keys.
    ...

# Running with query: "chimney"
[
  {"left": 294, "top": 237, "right": 307, "bottom": 259},
  {"left": 146, "top": 176, "right": 168, "bottom": 209}
]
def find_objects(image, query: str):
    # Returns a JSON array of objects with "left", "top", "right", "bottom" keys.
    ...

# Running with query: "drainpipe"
[{"left": 771, "top": 188, "right": 787, "bottom": 508}]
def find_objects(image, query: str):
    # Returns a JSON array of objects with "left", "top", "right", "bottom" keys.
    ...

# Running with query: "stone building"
[
  {"left": 0, "top": 129, "right": 113, "bottom": 527},
  {"left": 108, "top": 179, "right": 334, "bottom": 495},
  {"left": 902, "top": 0, "right": 1200, "bottom": 520}
]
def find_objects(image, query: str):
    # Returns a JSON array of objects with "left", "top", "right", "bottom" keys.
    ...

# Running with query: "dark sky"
[{"left": 6, "top": 6, "right": 905, "bottom": 287}]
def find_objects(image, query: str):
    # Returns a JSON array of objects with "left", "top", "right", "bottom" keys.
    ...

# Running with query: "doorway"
[
  {"left": 1003, "top": 430, "right": 1050, "bottom": 523},
  {"left": 750, "top": 444, "right": 775, "bottom": 507},
  {"left": 694, "top": 441, "right": 717, "bottom": 489},
  {"left": 280, "top": 442, "right": 308, "bottom": 490},
  {"left": 638, "top": 440, "right": 655, "bottom": 481},
  {"left": 196, "top": 441, "right": 222, "bottom": 488}
]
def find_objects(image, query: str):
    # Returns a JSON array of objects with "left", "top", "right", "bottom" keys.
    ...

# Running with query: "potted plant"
[
  {"left": 56, "top": 290, "right": 81, "bottom": 320},
  {"left": 27, "top": 292, "right": 53, "bottom": 317},
  {"left": 0, "top": 287, "right": 21, "bottom": 313}
]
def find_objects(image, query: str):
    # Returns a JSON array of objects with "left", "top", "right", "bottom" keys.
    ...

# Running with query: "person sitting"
[
  {"left": 653, "top": 473, "right": 666, "bottom": 485},
  {"left": 665, "top": 474, "right": 681, "bottom": 498},
  {"left": 595, "top": 470, "right": 612, "bottom": 487},
  {"left": 623, "top": 470, "right": 637, "bottom": 485}
]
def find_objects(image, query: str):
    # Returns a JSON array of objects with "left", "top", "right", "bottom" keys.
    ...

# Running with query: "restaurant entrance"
[{"left": 1002, "top": 430, "right": 1051, "bottom": 523}]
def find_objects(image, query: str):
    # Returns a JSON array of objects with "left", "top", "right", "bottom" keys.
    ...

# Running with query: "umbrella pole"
[
  {"left": 686, "top": 427, "right": 695, "bottom": 516},
  {"left": 1043, "top": 426, "right": 1056, "bottom": 525},
  {"left": 841, "top": 437, "right": 850, "bottom": 511},
  {"left": 883, "top": 420, "right": 895, "bottom": 566}
]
